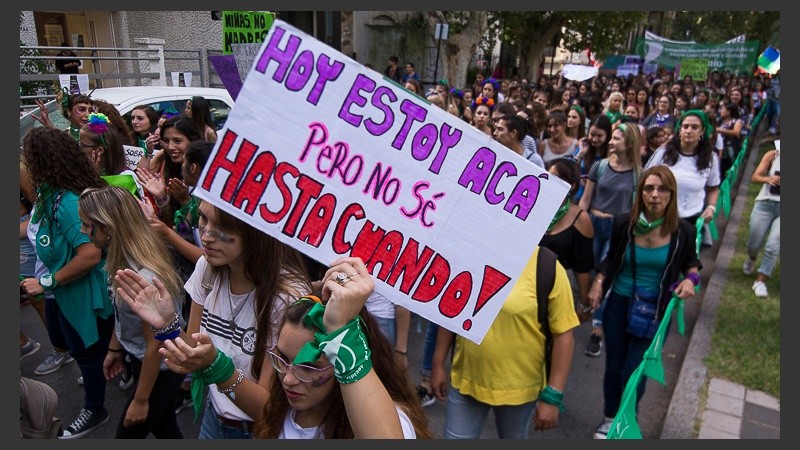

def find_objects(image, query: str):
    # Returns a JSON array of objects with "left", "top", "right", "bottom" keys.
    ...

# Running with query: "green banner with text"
[
  {"left": 633, "top": 38, "right": 759, "bottom": 74},
  {"left": 222, "top": 11, "right": 275, "bottom": 54}
]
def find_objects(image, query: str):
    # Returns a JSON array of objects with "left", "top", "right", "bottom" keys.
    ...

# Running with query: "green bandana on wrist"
[
  {"left": 547, "top": 200, "right": 571, "bottom": 231},
  {"left": 633, "top": 212, "right": 665, "bottom": 236},
  {"left": 295, "top": 303, "right": 372, "bottom": 384},
  {"left": 190, "top": 349, "right": 234, "bottom": 421}
]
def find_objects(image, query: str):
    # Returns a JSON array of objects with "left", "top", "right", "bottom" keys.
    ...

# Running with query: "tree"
[
  {"left": 665, "top": 11, "right": 779, "bottom": 50},
  {"left": 488, "top": 11, "right": 647, "bottom": 82},
  {"left": 422, "top": 11, "right": 488, "bottom": 91}
]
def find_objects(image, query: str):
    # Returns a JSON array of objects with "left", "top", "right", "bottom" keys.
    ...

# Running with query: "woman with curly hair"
[{"left": 19, "top": 127, "right": 113, "bottom": 438}]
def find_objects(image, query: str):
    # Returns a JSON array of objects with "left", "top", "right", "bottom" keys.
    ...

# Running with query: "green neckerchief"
[
  {"left": 31, "top": 184, "right": 58, "bottom": 224},
  {"left": 68, "top": 125, "right": 81, "bottom": 142},
  {"left": 547, "top": 200, "right": 571, "bottom": 231},
  {"left": 173, "top": 196, "right": 199, "bottom": 230},
  {"left": 633, "top": 212, "right": 665, "bottom": 236}
]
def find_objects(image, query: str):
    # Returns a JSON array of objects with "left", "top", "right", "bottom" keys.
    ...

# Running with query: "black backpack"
[{"left": 535, "top": 246, "right": 557, "bottom": 380}]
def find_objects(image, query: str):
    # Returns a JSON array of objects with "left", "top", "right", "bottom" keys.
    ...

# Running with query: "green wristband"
[
  {"left": 189, "top": 350, "right": 234, "bottom": 421},
  {"left": 39, "top": 273, "right": 58, "bottom": 292},
  {"left": 538, "top": 385, "right": 565, "bottom": 412}
]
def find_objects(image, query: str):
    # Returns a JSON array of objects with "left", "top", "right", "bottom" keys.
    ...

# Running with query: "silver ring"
[{"left": 334, "top": 272, "right": 350, "bottom": 286}]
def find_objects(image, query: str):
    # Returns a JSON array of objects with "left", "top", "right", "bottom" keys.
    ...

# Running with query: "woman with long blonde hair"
[{"left": 78, "top": 185, "right": 185, "bottom": 437}]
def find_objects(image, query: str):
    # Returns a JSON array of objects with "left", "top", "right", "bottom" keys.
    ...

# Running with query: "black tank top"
[{"left": 539, "top": 209, "right": 594, "bottom": 273}]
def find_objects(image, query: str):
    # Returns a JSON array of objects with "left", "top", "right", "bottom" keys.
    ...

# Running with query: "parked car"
[{"left": 19, "top": 86, "right": 234, "bottom": 144}]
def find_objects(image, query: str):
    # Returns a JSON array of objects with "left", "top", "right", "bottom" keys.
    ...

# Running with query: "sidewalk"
[
  {"left": 661, "top": 126, "right": 780, "bottom": 439},
  {"left": 699, "top": 378, "right": 780, "bottom": 439}
]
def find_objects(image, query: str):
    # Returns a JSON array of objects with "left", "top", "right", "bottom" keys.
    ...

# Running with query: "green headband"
[
  {"left": 570, "top": 105, "right": 585, "bottom": 116},
  {"left": 678, "top": 109, "right": 713, "bottom": 140},
  {"left": 618, "top": 123, "right": 627, "bottom": 133}
]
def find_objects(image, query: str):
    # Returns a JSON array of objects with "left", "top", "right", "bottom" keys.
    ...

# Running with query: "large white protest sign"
[
  {"left": 193, "top": 20, "right": 569, "bottom": 344},
  {"left": 561, "top": 64, "right": 598, "bottom": 82}
]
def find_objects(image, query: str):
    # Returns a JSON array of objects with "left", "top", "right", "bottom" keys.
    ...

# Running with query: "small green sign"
[
  {"left": 222, "top": 11, "right": 275, "bottom": 54},
  {"left": 679, "top": 58, "right": 709, "bottom": 82}
]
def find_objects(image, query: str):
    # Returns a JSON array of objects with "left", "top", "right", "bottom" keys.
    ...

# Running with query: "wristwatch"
[{"left": 39, "top": 273, "right": 56, "bottom": 291}]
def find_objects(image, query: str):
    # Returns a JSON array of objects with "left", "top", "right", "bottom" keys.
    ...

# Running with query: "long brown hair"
[
  {"left": 629, "top": 165, "right": 680, "bottom": 237},
  {"left": 254, "top": 300, "right": 433, "bottom": 439},
  {"left": 202, "top": 201, "right": 311, "bottom": 381}
]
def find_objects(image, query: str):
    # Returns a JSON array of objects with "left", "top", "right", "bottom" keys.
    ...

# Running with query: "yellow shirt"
[{"left": 450, "top": 248, "right": 579, "bottom": 405}]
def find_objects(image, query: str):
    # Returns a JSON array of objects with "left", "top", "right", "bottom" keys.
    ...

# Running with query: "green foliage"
[
  {"left": 666, "top": 11, "right": 779, "bottom": 50},
  {"left": 704, "top": 141, "right": 780, "bottom": 399}
]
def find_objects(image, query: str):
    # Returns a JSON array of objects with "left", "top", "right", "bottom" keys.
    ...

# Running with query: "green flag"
[{"left": 608, "top": 365, "right": 645, "bottom": 439}]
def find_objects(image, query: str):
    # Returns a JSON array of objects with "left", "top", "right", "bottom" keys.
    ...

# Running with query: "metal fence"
[{"left": 20, "top": 40, "right": 213, "bottom": 108}]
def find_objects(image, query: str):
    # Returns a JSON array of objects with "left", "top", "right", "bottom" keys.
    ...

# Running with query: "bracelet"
[
  {"left": 108, "top": 347, "right": 123, "bottom": 353},
  {"left": 217, "top": 368, "right": 245, "bottom": 400},
  {"left": 151, "top": 312, "right": 180, "bottom": 341},
  {"left": 394, "top": 349, "right": 407, "bottom": 355},
  {"left": 577, "top": 303, "right": 594, "bottom": 314},
  {"left": 39, "top": 273, "right": 58, "bottom": 292},
  {"left": 705, "top": 204, "right": 717, "bottom": 213},
  {"left": 155, "top": 194, "right": 170, "bottom": 208},
  {"left": 685, "top": 272, "right": 701, "bottom": 287},
  {"left": 595, "top": 278, "right": 604, "bottom": 284},
  {"left": 538, "top": 384, "right": 565, "bottom": 412}
]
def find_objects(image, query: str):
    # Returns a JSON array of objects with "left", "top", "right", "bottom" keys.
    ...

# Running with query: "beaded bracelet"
[{"left": 685, "top": 272, "right": 701, "bottom": 287}]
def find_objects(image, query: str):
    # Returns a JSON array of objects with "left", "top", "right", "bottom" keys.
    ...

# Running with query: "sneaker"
[
  {"left": 59, "top": 408, "right": 109, "bottom": 439},
  {"left": 175, "top": 389, "right": 193, "bottom": 415},
  {"left": 585, "top": 333, "right": 603, "bottom": 357},
  {"left": 77, "top": 376, "right": 83, "bottom": 385},
  {"left": 752, "top": 280, "right": 768, "bottom": 298},
  {"left": 743, "top": 258, "right": 756, "bottom": 275},
  {"left": 593, "top": 416, "right": 614, "bottom": 439},
  {"left": 34, "top": 350, "right": 74, "bottom": 375},
  {"left": 20, "top": 338, "right": 41, "bottom": 360},
  {"left": 119, "top": 365, "right": 133, "bottom": 390},
  {"left": 769, "top": 127, "right": 777, "bottom": 135},
  {"left": 416, "top": 385, "right": 436, "bottom": 407}
]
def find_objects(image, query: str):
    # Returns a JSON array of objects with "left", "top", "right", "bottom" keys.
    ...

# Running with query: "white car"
[{"left": 20, "top": 86, "right": 234, "bottom": 144}]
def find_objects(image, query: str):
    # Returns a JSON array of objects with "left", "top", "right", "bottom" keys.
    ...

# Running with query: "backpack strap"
[
  {"left": 536, "top": 246, "right": 557, "bottom": 333},
  {"left": 596, "top": 158, "right": 610, "bottom": 180},
  {"left": 200, "top": 261, "right": 216, "bottom": 296}
]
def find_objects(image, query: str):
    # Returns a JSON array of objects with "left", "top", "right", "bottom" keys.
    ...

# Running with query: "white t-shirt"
[
  {"left": 279, "top": 405, "right": 417, "bottom": 438},
  {"left": 645, "top": 147, "right": 721, "bottom": 218},
  {"left": 185, "top": 256, "right": 307, "bottom": 422},
  {"left": 365, "top": 291, "right": 395, "bottom": 320}
]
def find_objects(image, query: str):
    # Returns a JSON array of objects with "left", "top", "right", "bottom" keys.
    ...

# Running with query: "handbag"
[{"left": 626, "top": 241, "right": 660, "bottom": 339}]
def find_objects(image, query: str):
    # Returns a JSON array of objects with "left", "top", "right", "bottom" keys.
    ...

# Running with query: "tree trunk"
[
  {"left": 425, "top": 12, "right": 488, "bottom": 91},
  {"left": 521, "top": 19, "right": 565, "bottom": 83}
]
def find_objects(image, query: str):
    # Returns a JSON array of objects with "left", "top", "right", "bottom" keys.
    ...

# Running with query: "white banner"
[
  {"left": 59, "top": 74, "right": 89, "bottom": 94},
  {"left": 170, "top": 71, "right": 193, "bottom": 87},
  {"left": 561, "top": 64, "right": 598, "bottom": 82},
  {"left": 193, "top": 20, "right": 569, "bottom": 344},
  {"left": 644, "top": 30, "right": 696, "bottom": 45}
]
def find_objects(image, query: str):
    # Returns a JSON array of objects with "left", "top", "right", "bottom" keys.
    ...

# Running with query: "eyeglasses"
[
  {"left": 642, "top": 185, "right": 671, "bottom": 194},
  {"left": 267, "top": 347, "right": 333, "bottom": 384},
  {"left": 197, "top": 225, "right": 237, "bottom": 244}
]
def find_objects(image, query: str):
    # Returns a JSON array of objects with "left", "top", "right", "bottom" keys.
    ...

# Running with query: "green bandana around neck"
[
  {"left": 633, "top": 212, "right": 665, "bottom": 236},
  {"left": 547, "top": 200, "right": 571, "bottom": 231}
]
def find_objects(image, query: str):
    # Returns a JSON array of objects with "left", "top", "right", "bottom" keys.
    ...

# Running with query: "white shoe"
[
  {"left": 743, "top": 258, "right": 756, "bottom": 275},
  {"left": 593, "top": 417, "right": 614, "bottom": 439},
  {"left": 752, "top": 280, "right": 768, "bottom": 298}
]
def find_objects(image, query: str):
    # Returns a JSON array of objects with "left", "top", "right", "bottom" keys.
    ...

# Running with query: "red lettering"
[
  {"left": 282, "top": 173, "right": 324, "bottom": 236},
  {"left": 365, "top": 230, "right": 404, "bottom": 280},
  {"left": 233, "top": 151, "right": 276, "bottom": 215},
  {"left": 386, "top": 239, "right": 434, "bottom": 294},
  {"left": 201, "top": 130, "right": 258, "bottom": 202},
  {"left": 331, "top": 203, "right": 365, "bottom": 255},
  {"left": 259, "top": 162, "right": 299, "bottom": 223},
  {"left": 350, "top": 220, "right": 385, "bottom": 263},
  {"left": 439, "top": 271, "right": 473, "bottom": 318},
  {"left": 473, "top": 266, "right": 511, "bottom": 317},
  {"left": 411, "top": 254, "right": 450, "bottom": 304}
]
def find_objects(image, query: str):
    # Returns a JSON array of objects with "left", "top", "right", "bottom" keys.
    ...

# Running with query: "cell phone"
[{"left": 769, "top": 171, "right": 780, "bottom": 195}]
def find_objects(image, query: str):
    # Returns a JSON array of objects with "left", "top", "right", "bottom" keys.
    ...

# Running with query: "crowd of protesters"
[{"left": 19, "top": 58, "right": 779, "bottom": 439}]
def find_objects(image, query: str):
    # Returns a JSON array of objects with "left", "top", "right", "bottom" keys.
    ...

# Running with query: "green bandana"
[
  {"left": 295, "top": 303, "right": 372, "bottom": 384},
  {"left": 633, "top": 212, "right": 665, "bottom": 236},
  {"left": 547, "top": 200, "right": 571, "bottom": 231}
]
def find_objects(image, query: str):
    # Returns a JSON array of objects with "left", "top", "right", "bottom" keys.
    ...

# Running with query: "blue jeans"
[
  {"left": 590, "top": 213, "right": 614, "bottom": 326},
  {"left": 443, "top": 386, "right": 536, "bottom": 439},
  {"left": 420, "top": 320, "right": 439, "bottom": 378},
  {"left": 45, "top": 297, "right": 113, "bottom": 413},
  {"left": 198, "top": 399, "right": 253, "bottom": 439},
  {"left": 601, "top": 291, "right": 656, "bottom": 418},
  {"left": 746, "top": 200, "right": 780, "bottom": 277},
  {"left": 374, "top": 316, "right": 396, "bottom": 348}
]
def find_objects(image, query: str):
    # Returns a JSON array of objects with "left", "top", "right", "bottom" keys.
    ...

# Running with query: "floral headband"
[
  {"left": 450, "top": 88, "right": 464, "bottom": 99},
  {"left": 161, "top": 108, "right": 180, "bottom": 119},
  {"left": 471, "top": 95, "right": 495, "bottom": 111},
  {"left": 483, "top": 77, "right": 501, "bottom": 93}
]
